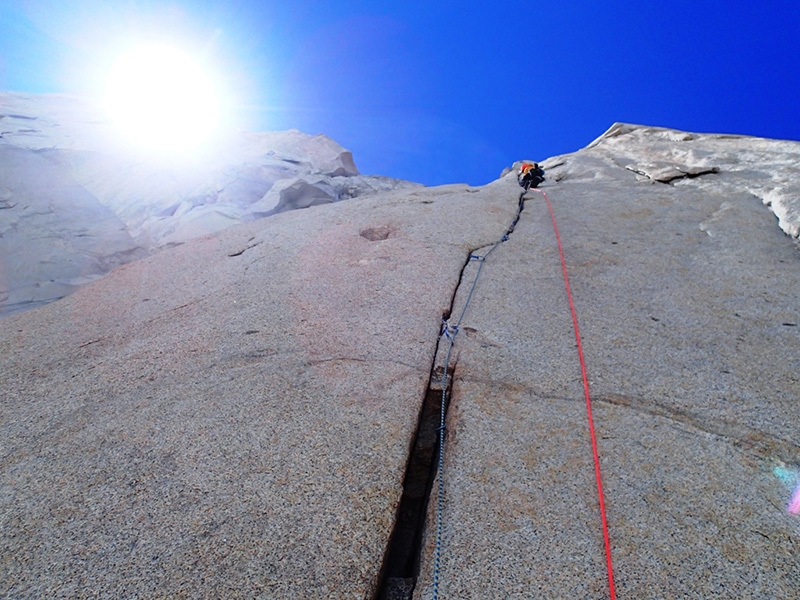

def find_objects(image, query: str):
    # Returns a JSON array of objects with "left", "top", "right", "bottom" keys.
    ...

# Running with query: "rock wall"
[{"left": 1, "top": 120, "right": 799, "bottom": 599}]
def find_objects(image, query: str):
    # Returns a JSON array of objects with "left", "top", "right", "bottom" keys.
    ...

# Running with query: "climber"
[{"left": 518, "top": 162, "right": 545, "bottom": 191}]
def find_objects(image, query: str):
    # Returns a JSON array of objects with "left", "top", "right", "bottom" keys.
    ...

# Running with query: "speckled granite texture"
[
  {"left": 415, "top": 127, "right": 800, "bottom": 599},
  {"left": 2, "top": 125, "right": 799, "bottom": 599}
]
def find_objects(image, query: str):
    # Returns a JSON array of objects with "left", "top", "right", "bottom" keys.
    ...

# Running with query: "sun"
[{"left": 104, "top": 44, "right": 222, "bottom": 157}]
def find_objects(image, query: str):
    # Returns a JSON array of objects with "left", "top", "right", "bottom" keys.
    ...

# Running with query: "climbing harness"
[{"left": 431, "top": 188, "right": 616, "bottom": 600}]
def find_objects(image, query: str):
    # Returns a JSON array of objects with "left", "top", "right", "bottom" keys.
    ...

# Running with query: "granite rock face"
[
  {"left": 0, "top": 180, "right": 511, "bottom": 599},
  {"left": 0, "top": 93, "right": 419, "bottom": 316},
  {"left": 1, "top": 123, "right": 799, "bottom": 599},
  {"left": 0, "top": 145, "right": 147, "bottom": 316},
  {"left": 589, "top": 123, "right": 800, "bottom": 239},
  {"left": 417, "top": 125, "right": 800, "bottom": 599}
]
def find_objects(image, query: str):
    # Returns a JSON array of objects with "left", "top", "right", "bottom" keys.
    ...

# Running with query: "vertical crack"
[
  {"left": 374, "top": 362, "right": 453, "bottom": 600},
  {"left": 374, "top": 190, "right": 528, "bottom": 600}
]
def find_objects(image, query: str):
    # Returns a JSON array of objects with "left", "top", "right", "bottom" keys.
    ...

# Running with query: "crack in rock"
[
  {"left": 376, "top": 191, "right": 526, "bottom": 598},
  {"left": 625, "top": 162, "right": 720, "bottom": 183},
  {"left": 227, "top": 237, "right": 262, "bottom": 257},
  {"left": 373, "top": 361, "right": 453, "bottom": 600},
  {"left": 597, "top": 393, "right": 800, "bottom": 462}
]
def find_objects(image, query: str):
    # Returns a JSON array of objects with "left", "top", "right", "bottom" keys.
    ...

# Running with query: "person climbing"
[{"left": 518, "top": 162, "right": 545, "bottom": 191}]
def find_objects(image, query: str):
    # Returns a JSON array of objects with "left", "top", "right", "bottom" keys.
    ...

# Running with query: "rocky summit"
[
  {"left": 0, "top": 93, "right": 419, "bottom": 317},
  {"left": 1, "top": 101, "right": 799, "bottom": 599}
]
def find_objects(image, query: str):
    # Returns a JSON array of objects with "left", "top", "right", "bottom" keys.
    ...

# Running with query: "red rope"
[{"left": 532, "top": 189, "right": 617, "bottom": 600}]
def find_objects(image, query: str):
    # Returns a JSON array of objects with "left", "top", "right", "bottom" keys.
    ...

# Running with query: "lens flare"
[
  {"left": 772, "top": 465, "right": 800, "bottom": 515},
  {"left": 789, "top": 483, "right": 800, "bottom": 515}
]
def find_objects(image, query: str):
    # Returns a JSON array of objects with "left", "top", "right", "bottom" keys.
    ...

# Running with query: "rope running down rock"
[
  {"left": 432, "top": 192, "right": 525, "bottom": 600},
  {"left": 431, "top": 188, "right": 616, "bottom": 600},
  {"left": 530, "top": 187, "right": 617, "bottom": 600}
]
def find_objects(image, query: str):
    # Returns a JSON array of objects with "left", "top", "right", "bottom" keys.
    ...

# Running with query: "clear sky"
[{"left": 2, "top": 0, "right": 798, "bottom": 186}]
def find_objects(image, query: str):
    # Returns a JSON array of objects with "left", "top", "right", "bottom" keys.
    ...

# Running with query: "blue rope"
[{"left": 431, "top": 192, "right": 527, "bottom": 599}]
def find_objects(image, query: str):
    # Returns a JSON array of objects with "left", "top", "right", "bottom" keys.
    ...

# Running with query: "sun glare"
[{"left": 105, "top": 44, "right": 222, "bottom": 157}]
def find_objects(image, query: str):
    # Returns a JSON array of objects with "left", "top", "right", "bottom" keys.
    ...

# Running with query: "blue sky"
[{"left": 1, "top": 1, "right": 798, "bottom": 185}]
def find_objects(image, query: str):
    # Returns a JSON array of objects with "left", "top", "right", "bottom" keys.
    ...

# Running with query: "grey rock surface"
[
  {"left": 415, "top": 125, "right": 800, "bottom": 599},
  {"left": 588, "top": 122, "right": 800, "bottom": 238},
  {"left": 0, "top": 93, "right": 419, "bottom": 316},
  {"left": 0, "top": 180, "right": 510, "bottom": 598},
  {"left": 0, "top": 145, "right": 147, "bottom": 317},
  {"left": 1, "top": 122, "right": 799, "bottom": 599}
]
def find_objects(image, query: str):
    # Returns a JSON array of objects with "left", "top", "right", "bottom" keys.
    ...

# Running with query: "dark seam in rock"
[
  {"left": 373, "top": 269, "right": 465, "bottom": 600},
  {"left": 625, "top": 165, "right": 721, "bottom": 184},
  {"left": 596, "top": 393, "right": 800, "bottom": 462},
  {"left": 228, "top": 240, "right": 261, "bottom": 257},
  {"left": 661, "top": 167, "right": 720, "bottom": 184},
  {"left": 78, "top": 338, "right": 103, "bottom": 348},
  {"left": 373, "top": 361, "right": 454, "bottom": 600},
  {"left": 375, "top": 191, "right": 527, "bottom": 599},
  {"left": 373, "top": 255, "right": 480, "bottom": 599}
]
